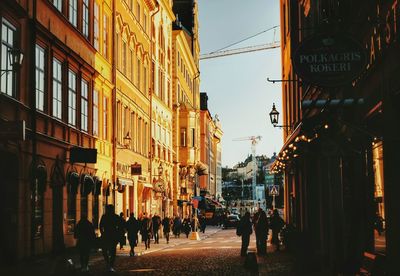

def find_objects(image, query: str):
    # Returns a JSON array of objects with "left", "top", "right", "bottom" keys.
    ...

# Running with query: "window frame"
[
  {"left": 81, "top": 79, "right": 89, "bottom": 132},
  {"left": 35, "top": 44, "right": 46, "bottom": 111},
  {"left": 68, "top": 69, "right": 77, "bottom": 126},
  {"left": 0, "top": 18, "right": 17, "bottom": 98},
  {"left": 52, "top": 58, "right": 63, "bottom": 120}
]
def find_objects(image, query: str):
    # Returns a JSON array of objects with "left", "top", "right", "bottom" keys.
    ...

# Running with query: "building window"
[
  {"left": 35, "top": 45, "right": 45, "bottom": 111},
  {"left": 82, "top": 0, "right": 89, "bottom": 38},
  {"left": 137, "top": 57, "right": 141, "bottom": 87},
  {"left": 122, "top": 41, "right": 127, "bottom": 75},
  {"left": 130, "top": 49, "right": 134, "bottom": 82},
  {"left": 68, "top": 70, "right": 77, "bottom": 126},
  {"left": 191, "top": 128, "right": 195, "bottom": 147},
  {"left": 53, "top": 0, "right": 62, "bottom": 12},
  {"left": 136, "top": 2, "right": 141, "bottom": 23},
  {"left": 1, "top": 19, "right": 16, "bottom": 97},
  {"left": 93, "top": 89, "right": 99, "bottom": 136},
  {"left": 143, "top": 65, "right": 147, "bottom": 95},
  {"left": 81, "top": 79, "right": 88, "bottom": 132},
  {"left": 69, "top": 0, "right": 78, "bottom": 27},
  {"left": 103, "top": 96, "right": 108, "bottom": 140},
  {"left": 180, "top": 128, "right": 186, "bottom": 147},
  {"left": 143, "top": 12, "right": 148, "bottom": 33},
  {"left": 103, "top": 14, "right": 109, "bottom": 58},
  {"left": 94, "top": 2, "right": 100, "bottom": 50},
  {"left": 52, "top": 58, "right": 62, "bottom": 119}
]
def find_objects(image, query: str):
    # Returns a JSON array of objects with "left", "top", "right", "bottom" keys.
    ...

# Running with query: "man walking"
[
  {"left": 140, "top": 213, "right": 153, "bottom": 250},
  {"left": 237, "top": 211, "right": 253, "bottom": 257},
  {"left": 74, "top": 214, "right": 96, "bottom": 272},
  {"left": 162, "top": 216, "right": 172, "bottom": 244},
  {"left": 126, "top": 213, "right": 140, "bottom": 256},
  {"left": 99, "top": 204, "right": 121, "bottom": 272},
  {"left": 152, "top": 213, "right": 161, "bottom": 244}
]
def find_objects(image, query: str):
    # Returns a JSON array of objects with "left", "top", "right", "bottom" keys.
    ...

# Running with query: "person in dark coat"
[
  {"left": 152, "top": 214, "right": 162, "bottom": 244},
  {"left": 140, "top": 213, "right": 153, "bottom": 249},
  {"left": 270, "top": 209, "right": 285, "bottom": 251},
  {"left": 126, "top": 213, "right": 140, "bottom": 256},
  {"left": 237, "top": 211, "right": 253, "bottom": 257},
  {"left": 172, "top": 215, "right": 182, "bottom": 238},
  {"left": 118, "top": 212, "right": 127, "bottom": 250},
  {"left": 162, "top": 216, "right": 172, "bottom": 243},
  {"left": 182, "top": 216, "right": 191, "bottom": 238},
  {"left": 199, "top": 215, "right": 207, "bottom": 233},
  {"left": 254, "top": 209, "right": 269, "bottom": 255},
  {"left": 99, "top": 204, "right": 121, "bottom": 272},
  {"left": 74, "top": 214, "right": 96, "bottom": 272}
]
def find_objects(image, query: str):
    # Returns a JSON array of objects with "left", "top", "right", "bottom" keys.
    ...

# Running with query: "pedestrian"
[
  {"left": 200, "top": 215, "right": 207, "bottom": 233},
  {"left": 126, "top": 213, "right": 140, "bottom": 256},
  {"left": 140, "top": 213, "right": 153, "bottom": 249},
  {"left": 152, "top": 213, "right": 162, "bottom": 244},
  {"left": 172, "top": 215, "right": 182, "bottom": 238},
  {"left": 162, "top": 216, "right": 172, "bottom": 243},
  {"left": 254, "top": 209, "right": 269, "bottom": 255},
  {"left": 182, "top": 216, "right": 191, "bottom": 238},
  {"left": 74, "top": 214, "right": 96, "bottom": 272},
  {"left": 118, "top": 212, "right": 127, "bottom": 250},
  {"left": 237, "top": 211, "right": 253, "bottom": 257},
  {"left": 99, "top": 204, "right": 121, "bottom": 272},
  {"left": 270, "top": 209, "right": 285, "bottom": 251}
]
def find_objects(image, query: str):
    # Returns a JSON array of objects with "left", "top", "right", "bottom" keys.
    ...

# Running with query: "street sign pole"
[{"left": 272, "top": 194, "right": 276, "bottom": 210}]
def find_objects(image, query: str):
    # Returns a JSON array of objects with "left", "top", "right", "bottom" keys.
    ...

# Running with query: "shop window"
[
  {"left": 67, "top": 171, "right": 79, "bottom": 234},
  {"left": 33, "top": 165, "right": 47, "bottom": 239},
  {"left": 372, "top": 140, "right": 385, "bottom": 253}
]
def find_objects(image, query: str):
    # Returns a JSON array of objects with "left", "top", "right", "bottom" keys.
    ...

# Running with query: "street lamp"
[
  {"left": 269, "top": 103, "right": 292, "bottom": 130},
  {"left": 1, "top": 48, "right": 24, "bottom": 76},
  {"left": 117, "top": 132, "right": 132, "bottom": 149}
]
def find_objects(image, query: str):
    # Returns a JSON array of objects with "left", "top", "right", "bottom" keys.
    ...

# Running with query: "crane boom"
[{"left": 200, "top": 42, "right": 280, "bottom": 60}]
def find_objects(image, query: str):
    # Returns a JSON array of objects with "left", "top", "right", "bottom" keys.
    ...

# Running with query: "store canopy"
[
  {"left": 195, "top": 161, "right": 209, "bottom": 176},
  {"left": 68, "top": 171, "right": 80, "bottom": 195},
  {"left": 92, "top": 176, "right": 102, "bottom": 196},
  {"left": 81, "top": 174, "right": 94, "bottom": 196}
]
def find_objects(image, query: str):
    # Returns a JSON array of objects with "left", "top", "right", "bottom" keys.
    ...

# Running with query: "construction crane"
[
  {"left": 232, "top": 135, "right": 262, "bottom": 201},
  {"left": 200, "top": 25, "right": 280, "bottom": 60},
  {"left": 200, "top": 42, "right": 280, "bottom": 60}
]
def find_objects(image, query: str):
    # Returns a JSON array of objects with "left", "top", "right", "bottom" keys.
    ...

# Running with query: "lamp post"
[
  {"left": 114, "top": 132, "right": 132, "bottom": 207},
  {"left": 269, "top": 103, "right": 292, "bottom": 130},
  {"left": 1, "top": 48, "right": 24, "bottom": 76}
]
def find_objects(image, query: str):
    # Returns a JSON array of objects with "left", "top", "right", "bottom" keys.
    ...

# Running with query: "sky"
[{"left": 197, "top": 0, "right": 283, "bottom": 168}]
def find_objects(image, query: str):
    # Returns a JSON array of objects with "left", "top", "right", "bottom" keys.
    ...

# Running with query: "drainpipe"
[
  {"left": 149, "top": 2, "right": 160, "bottom": 214},
  {"left": 30, "top": 0, "right": 38, "bottom": 258},
  {"left": 112, "top": 0, "right": 117, "bottom": 207}
]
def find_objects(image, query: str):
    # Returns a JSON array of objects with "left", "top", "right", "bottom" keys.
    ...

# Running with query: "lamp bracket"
[{"left": 267, "top": 77, "right": 303, "bottom": 84}]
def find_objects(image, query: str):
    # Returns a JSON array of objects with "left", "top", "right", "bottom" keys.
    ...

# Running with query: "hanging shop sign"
[{"left": 292, "top": 33, "right": 367, "bottom": 87}]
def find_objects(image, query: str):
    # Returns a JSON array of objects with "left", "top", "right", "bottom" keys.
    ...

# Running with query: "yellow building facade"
[
  {"left": 150, "top": 0, "right": 175, "bottom": 217},
  {"left": 114, "top": 0, "right": 156, "bottom": 217}
]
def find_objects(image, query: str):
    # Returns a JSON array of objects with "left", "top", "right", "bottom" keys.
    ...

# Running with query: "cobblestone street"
[{"left": 1, "top": 227, "right": 295, "bottom": 275}]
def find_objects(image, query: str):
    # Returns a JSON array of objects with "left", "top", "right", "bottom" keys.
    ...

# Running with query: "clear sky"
[{"left": 198, "top": 0, "right": 283, "bottom": 168}]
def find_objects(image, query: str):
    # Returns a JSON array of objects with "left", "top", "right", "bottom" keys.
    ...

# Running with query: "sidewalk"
[{"left": 0, "top": 226, "right": 222, "bottom": 275}]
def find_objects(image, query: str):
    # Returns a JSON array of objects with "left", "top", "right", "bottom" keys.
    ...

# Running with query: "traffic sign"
[{"left": 269, "top": 185, "right": 279, "bottom": 196}]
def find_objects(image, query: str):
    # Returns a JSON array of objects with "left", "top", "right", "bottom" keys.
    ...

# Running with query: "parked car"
[{"left": 223, "top": 214, "right": 240, "bottom": 229}]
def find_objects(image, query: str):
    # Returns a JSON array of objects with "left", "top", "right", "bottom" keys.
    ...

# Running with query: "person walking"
[
  {"left": 162, "top": 216, "right": 172, "bottom": 243},
  {"left": 140, "top": 213, "right": 153, "bottom": 250},
  {"left": 126, "top": 213, "right": 140, "bottom": 256},
  {"left": 118, "top": 212, "right": 127, "bottom": 250},
  {"left": 254, "top": 209, "right": 269, "bottom": 255},
  {"left": 270, "top": 209, "right": 285, "bottom": 251},
  {"left": 74, "top": 214, "right": 96, "bottom": 272},
  {"left": 172, "top": 215, "right": 182, "bottom": 238},
  {"left": 237, "top": 211, "right": 253, "bottom": 257},
  {"left": 182, "top": 216, "right": 191, "bottom": 238},
  {"left": 199, "top": 215, "right": 207, "bottom": 233},
  {"left": 152, "top": 213, "right": 161, "bottom": 244},
  {"left": 99, "top": 204, "right": 121, "bottom": 272}
]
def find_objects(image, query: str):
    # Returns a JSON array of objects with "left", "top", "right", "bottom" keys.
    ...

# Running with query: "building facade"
[{"left": 273, "top": 0, "right": 399, "bottom": 273}]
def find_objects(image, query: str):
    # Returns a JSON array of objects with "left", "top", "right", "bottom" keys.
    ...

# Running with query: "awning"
[
  {"left": 81, "top": 174, "right": 94, "bottom": 196},
  {"left": 117, "top": 177, "right": 133, "bottom": 186},
  {"left": 196, "top": 161, "right": 209, "bottom": 176},
  {"left": 67, "top": 171, "right": 80, "bottom": 195}
]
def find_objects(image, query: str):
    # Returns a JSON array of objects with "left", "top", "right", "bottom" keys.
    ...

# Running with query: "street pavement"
[{"left": 1, "top": 226, "right": 295, "bottom": 275}]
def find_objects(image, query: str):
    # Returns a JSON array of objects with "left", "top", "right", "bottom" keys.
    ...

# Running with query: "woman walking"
[{"left": 254, "top": 209, "right": 269, "bottom": 255}]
